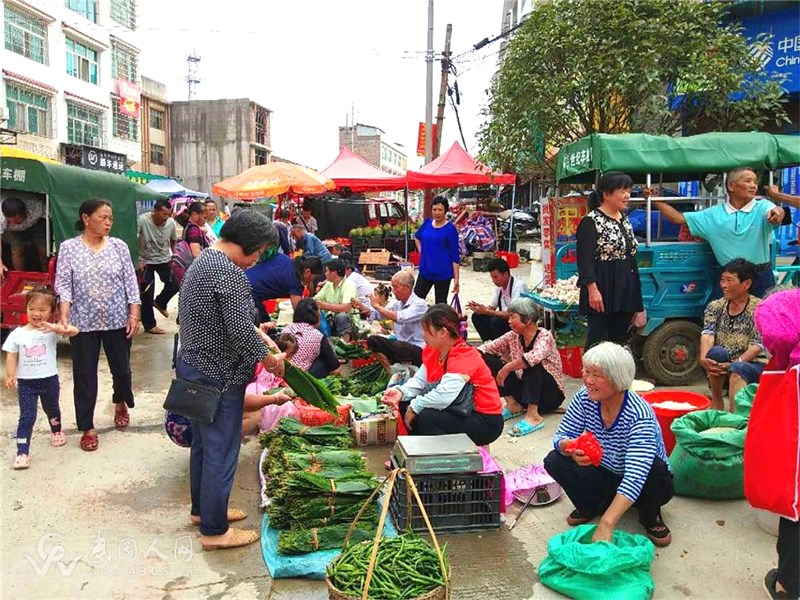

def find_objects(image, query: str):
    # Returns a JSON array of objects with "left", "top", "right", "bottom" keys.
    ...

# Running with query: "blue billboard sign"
[{"left": 740, "top": 7, "right": 800, "bottom": 93}]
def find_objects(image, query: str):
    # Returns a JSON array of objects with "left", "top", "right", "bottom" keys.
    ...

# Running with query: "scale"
[{"left": 391, "top": 434, "right": 483, "bottom": 475}]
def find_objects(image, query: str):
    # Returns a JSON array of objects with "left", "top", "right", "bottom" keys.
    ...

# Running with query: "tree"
[{"left": 477, "top": 0, "right": 789, "bottom": 178}]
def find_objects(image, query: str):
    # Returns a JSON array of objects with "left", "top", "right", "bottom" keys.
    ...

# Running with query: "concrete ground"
[{"left": 0, "top": 262, "right": 778, "bottom": 599}]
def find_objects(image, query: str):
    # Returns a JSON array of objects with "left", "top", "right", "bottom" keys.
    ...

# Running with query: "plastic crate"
[
  {"left": 389, "top": 470, "right": 502, "bottom": 533},
  {"left": 375, "top": 264, "right": 400, "bottom": 281},
  {"left": 1, "top": 271, "right": 52, "bottom": 329},
  {"left": 350, "top": 412, "right": 398, "bottom": 446},
  {"left": 558, "top": 346, "right": 584, "bottom": 378},
  {"left": 408, "top": 251, "right": 420, "bottom": 266},
  {"left": 295, "top": 399, "right": 351, "bottom": 427},
  {"left": 351, "top": 355, "right": 378, "bottom": 369}
]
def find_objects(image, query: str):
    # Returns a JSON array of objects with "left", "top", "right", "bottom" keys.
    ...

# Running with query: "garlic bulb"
[{"left": 539, "top": 275, "right": 579, "bottom": 305}]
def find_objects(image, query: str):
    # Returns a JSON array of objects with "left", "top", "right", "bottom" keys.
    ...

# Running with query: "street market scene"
[{"left": 1, "top": 1, "right": 800, "bottom": 599}]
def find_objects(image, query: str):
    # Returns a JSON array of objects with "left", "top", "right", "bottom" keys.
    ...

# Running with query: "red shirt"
[{"left": 422, "top": 340, "right": 502, "bottom": 415}]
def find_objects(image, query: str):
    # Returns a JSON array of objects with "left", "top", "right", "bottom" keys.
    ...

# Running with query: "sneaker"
[
  {"left": 641, "top": 514, "right": 672, "bottom": 547},
  {"left": 763, "top": 569, "right": 792, "bottom": 599}
]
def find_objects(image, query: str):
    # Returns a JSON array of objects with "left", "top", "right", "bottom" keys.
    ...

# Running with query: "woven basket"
[
  {"left": 296, "top": 400, "right": 351, "bottom": 427},
  {"left": 326, "top": 574, "right": 447, "bottom": 600}
]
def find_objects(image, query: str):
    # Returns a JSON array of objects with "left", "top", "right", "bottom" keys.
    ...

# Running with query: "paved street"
[{"left": 1, "top": 263, "right": 778, "bottom": 599}]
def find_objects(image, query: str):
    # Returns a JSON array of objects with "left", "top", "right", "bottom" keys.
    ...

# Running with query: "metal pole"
[
  {"left": 646, "top": 173, "right": 652, "bottom": 247},
  {"left": 424, "top": 0, "right": 434, "bottom": 165},
  {"left": 404, "top": 187, "right": 410, "bottom": 259},
  {"left": 508, "top": 184, "right": 517, "bottom": 252}
]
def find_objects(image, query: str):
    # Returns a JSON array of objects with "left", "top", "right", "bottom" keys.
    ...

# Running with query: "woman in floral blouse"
[
  {"left": 479, "top": 297, "right": 564, "bottom": 436},
  {"left": 55, "top": 199, "right": 141, "bottom": 451},
  {"left": 576, "top": 171, "right": 643, "bottom": 350}
]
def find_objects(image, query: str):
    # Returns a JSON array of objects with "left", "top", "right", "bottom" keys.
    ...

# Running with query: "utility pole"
[
  {"left": 434, "top": 23, "right": 452, "bottom": 159},
  {"left": 424, "top": 0, "right": 434, "bottom": 166}
]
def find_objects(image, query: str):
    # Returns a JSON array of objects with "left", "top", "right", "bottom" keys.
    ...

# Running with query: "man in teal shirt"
[
  {"left": 205, "top": 199, "right": 225, "bottom": 238},
  {"left": 653, "top": 167, "right": 785, "bottom": 297}
]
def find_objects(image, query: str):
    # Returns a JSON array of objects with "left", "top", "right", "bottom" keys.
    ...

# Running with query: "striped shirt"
[{"left": 553, "top": 388, "right": 669, "bottom": 502}]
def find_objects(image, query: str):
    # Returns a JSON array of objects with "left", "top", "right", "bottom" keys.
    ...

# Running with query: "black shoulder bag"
[
  {"left": 163, "top": 378, "right": 222, "bottom": 425},
  {"left": 442, "top": 353, "right": 475, "bottom": 418}
]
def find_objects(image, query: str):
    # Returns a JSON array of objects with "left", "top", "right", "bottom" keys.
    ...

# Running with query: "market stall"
[{"left": 527, "top": 131, "right": 800, "bottom": 385}]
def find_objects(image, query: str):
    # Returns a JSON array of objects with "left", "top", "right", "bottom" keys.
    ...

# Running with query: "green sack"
[
  {"left": 538, "top": 524, "right": 655, "bottom": 600},
  {"left": 734, "top": 383, "right": 758, "bottom": 418},
  {"left": 669, "top": 410, "right": 748, "bottom": 499}
]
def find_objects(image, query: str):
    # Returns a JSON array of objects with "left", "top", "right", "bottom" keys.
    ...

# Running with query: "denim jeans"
[{"left": 176, "top": 357, "right": 245, "bottom": 536}]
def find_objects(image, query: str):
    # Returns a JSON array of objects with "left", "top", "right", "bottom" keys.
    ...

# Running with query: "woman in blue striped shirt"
[{"left": 544, "top": 342, "right": 674, "bottom": 547}]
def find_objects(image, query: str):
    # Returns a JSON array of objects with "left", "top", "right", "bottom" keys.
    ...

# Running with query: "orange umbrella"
[{"left": 212, "top": 162, "right": 335, "bottom": 199}]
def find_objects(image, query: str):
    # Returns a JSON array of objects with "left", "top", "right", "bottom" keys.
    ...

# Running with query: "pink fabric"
[
  {"left": 754, "top": 288, "right": 800, "bottom": 369},
  {"left": 503, "top": 463, "right": 557, "bottom": 508},
  {"left": 479, "top": 446, "right": 506, "bottom": 513},
  {"left": 246, "top": 368, "right": 299, "bottom": 432},
  {"left": 478, "top": 328, "right": 565, "bottom": 391}
]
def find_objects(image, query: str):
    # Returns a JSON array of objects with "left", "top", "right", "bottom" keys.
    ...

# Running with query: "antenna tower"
[{"left": 186, "top": 50, "right": 201, "bottom": 100}]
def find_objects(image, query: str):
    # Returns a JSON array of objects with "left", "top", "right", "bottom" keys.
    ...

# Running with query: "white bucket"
[{"left": 529, "top": 261, "right": 545, "bottom": 289}]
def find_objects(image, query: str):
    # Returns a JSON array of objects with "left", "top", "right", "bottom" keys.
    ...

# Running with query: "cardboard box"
[{"left": 351, "top": 412, "right": 398, "bottom": 446}]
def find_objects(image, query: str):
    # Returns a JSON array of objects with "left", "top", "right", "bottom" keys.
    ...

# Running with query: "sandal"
[
  {"left": 502, "top": 407, "right": 524, "bottom": 421},
  {"left": 191, "top": 508, "right": 247, "bottom": 526},
  {"left": 12, "top": 454, "right": 30, "bottom": 470},
  {"left": 145, "top": 327, "right": 166, "bottom": 335},
  {"left": 199, "top": 527, "right": 260, "bottom": 551},
  {"left": 641, "top": 515, "right": 672, "bottom": 547},
  {"left": 80, "top": 432, "right": 98, "bottom": 452},
  {"left": 566, "top": 508, "right": 596, "bottom": 526},
  {"left": 509, "top": 420, "right": 545, "bottom": 437},
  {"left": 51, "top": 431, "right": 67, "bottom": 447},
  {"left": 114, "top": 407, "right": 130, "bottom": 429}
]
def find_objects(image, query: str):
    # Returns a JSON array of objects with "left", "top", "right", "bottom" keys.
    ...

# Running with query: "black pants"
[
  {"left": 543, "top": 450, "right": 674, "bottom": 524},
  {"left": 70, "top": 329, "right": 134, "bottom": 431},
  {"left": 778, "top": 517, "right": 799, "bottom": 597},
  {"left": 367, "top": 335, "right": 423, "bottom": 366},
  {"left": 141, "top": 262, "right": 179, "bottom": 330},
  {"left": 309, "top": 338, "right": 340, "bottom": 378},
  {"left": 472, "top": 313, "right": 510, "bottom": 342},
  {"left": 400, "top": 401, "right": 503, "bottom": 446},
  {"left": 483, "top": 354, "right": 564, "bottom": 411},
  {"left": 586, "top": 311, "right": 633, "bottom": 350},
  {"left": 414, "top": 274, "right": 451, "bottom": 305}
]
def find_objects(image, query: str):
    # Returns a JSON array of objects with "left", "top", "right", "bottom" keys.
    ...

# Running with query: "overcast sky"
[{"left": 135, "top": 0, "right": 506, "bottom": 171}]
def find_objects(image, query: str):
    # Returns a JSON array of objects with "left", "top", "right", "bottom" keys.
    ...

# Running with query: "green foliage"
[{"left": 478, "top": 0, "right": 790, "bottom": 177}]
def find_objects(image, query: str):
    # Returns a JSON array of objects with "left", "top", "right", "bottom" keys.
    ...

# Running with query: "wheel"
[{"left": 642, "top": 320, "right": 702, "bottom": 386}]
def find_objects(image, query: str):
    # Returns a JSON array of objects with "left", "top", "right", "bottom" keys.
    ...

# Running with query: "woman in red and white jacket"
[
  {"left": 479, "top": 297, "right": 565, "bottom": 437},
  {"left": 382, "top": 304, "right": 503, "bottom": 446}
]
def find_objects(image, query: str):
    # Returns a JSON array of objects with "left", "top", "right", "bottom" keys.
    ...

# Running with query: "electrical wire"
[{"left": 447, "top": 83, "right": 468, "bottom": 149}]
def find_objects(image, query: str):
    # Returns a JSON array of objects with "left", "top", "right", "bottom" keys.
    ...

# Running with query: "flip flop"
[
  {"left": 509, "top": 420, "right": 545, "bottom": 437},
  {"left": 145, "top": 327, "right": 166, "bottom": 335},
  {"left": 80, "top": 432, "right": 98, "bottom": 451},
  {"left": 502, "top": 407, "right": 524, "bottom": 421},
  {"left": 114, "top": 407, "right": 130, "bottom": 429}
]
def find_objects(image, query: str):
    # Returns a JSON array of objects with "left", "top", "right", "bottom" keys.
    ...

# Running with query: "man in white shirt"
[
  {"left": 352, "top": 270, "right": 427, "bottom": 370},
  {"left": 138, "top": 199, "right": 178, "bottom": 334},
  {"left": 294, "top": 204, "right": 318, "bottom": 235},
  {"left": 340, "top": 252, "right": 374, "bottom": 311},
  {"left": 467, "top": 258, "right": 528, "bottom": 341}
]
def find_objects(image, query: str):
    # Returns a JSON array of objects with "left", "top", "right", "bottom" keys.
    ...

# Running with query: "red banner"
[
  {"left": 416, "top": 122, "right": 438, "bottom": 157},
  {"left": 116, "top": 79, "right": 141, "bottom": 118}
]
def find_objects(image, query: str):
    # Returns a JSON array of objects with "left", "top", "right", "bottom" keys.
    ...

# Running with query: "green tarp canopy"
[
  {"left": 556, "top": 132, "right": 800, "bottom": 184},
  {"left": 1, "top": 157, "right": 165, "bottom": 261}
]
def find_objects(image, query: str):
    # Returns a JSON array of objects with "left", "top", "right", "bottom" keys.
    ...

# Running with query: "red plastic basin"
[{"left": 641, "top": 390, "right": 711, "bottom": 455}]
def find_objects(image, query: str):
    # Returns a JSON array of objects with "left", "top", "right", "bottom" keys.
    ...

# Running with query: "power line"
[{"left": 450, "top": 17, "right": 527, "bottom": 63}]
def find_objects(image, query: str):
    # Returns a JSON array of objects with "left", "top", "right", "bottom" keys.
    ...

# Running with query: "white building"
[{"left": 1, "top": 0, "right": 141, "bottom": 171}]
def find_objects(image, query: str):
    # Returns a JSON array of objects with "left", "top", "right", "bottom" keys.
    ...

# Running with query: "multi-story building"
[
  {"left": 169, "top": 98, "right": 271, "bottom": 195},
  {"left": 1, "top": 0, "right": 142, "bottom": 172},
  {"left": 338, "top": 123, "right": 407, "bottom": 176},
  {"left": 133, "top": 75, "right": 169, "bottom": 177}
]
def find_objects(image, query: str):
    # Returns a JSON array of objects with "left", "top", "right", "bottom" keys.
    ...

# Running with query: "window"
[
  {"left": 112, "top": 43, "right": 137, "bottom": 81},
  {"left": 150, "top": 143, "right": 165, "bottom": 165},
  {"left": 6, "top": 84, "right": 52, "bottom": 137},
  {"left": 67, "top": 102, "right": 103, "bottom": 146},
  {"left": 112, "top": 96, "right": 138, "bottom": 140},
  {"left": 65, "top": 38, "right": 99, "bottom": 84},
  {"left": 65, "top": 0, "right": 97, "bottom": 22},
  {"left": 149, "top": 108, "right": 164, "bottom": 130},
  {"left": 4, "top": 5, "right": 47, "bottom": 64},
  {"left": 110, "top": 0, "right": 136, "bottom": 29},
  {"left": 254, "top": 147, "right": 267, "bottom": 165},
  {"left": 255, "top": 105, "right": 268, "bottom": 145}
]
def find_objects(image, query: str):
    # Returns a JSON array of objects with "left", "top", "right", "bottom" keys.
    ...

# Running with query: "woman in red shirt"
[{"left": 382, "top": 304, "right": 503, "bottom": 446}]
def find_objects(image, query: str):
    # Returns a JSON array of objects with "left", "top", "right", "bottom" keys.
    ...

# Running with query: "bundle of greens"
[
  {"left": 277, "top": 524, "right": 375, "bottom": 556},
  {"left": 264, "top": 450, "right": 366, "bottom": 495},
  {"left": 328, "top": 533, "right": 449, "bottom": 600},
  {"left": 259, "top": 418, "right": 352, "bottom": 450},
  {"left": 282, "top": 362, "right": 338, "bottom": 414},
  {"left": 332, "top": 338, "right": 371, "bottom": 359},
  {"left": 323, "top": 363, "right": 389, "bottom": 397}
]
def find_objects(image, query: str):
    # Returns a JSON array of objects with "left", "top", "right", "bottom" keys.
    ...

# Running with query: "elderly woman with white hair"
[
  {"left": 478, "top": 297, "right": 565, "bottom": 437},
  {"left": 544, "top": 342, "right": 674, "bottom": 547}
]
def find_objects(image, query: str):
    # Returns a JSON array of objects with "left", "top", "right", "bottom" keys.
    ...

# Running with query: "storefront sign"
[
  {"left": 740, "top": 8, "right": 800, "bottom": 94},
  {"left": 116, "top": 79, "right": 141, "bottom": 118},
  {"left": 541, "top": 195, "right": 588, "bottom": 286},
  {"left": 1, "top": 167, "right": 27, "bottom": 183},
  {"left": 64, "top": 144, "right": 127, "bottom": 174}
]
